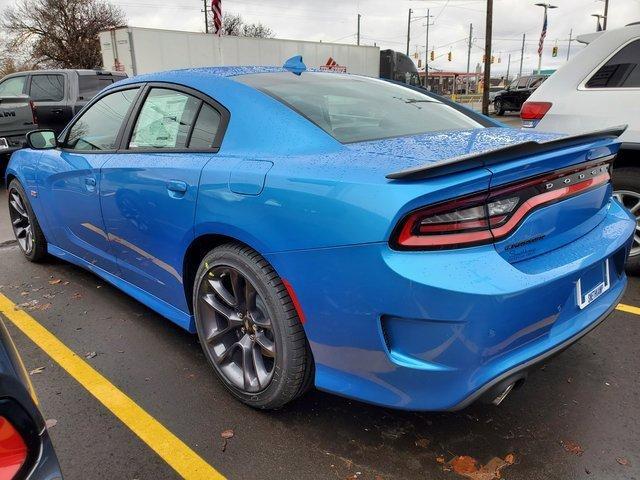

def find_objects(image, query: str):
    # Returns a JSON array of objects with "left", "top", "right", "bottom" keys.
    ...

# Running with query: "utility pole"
[
  {"left": 203, "top": 0, "right": 209, "bottom": 34},
  {"left": 506, "top": 53, "right": 511, "bottom": 83},
  {"left": 357, "top": 14, "right": 361, "bottom": 45},
  {"left": 592, "top": 14, "right": 605, "bottom": 31},
  {"left": 406, "top": 9, "right": 412, "bottom": 56},
  {"left": 466, "top": 23, "right": 473, "bottom": 94},
  {"left": 519, "top": 33, "right": 525, "bottom": 78},
  {"left": 603, "top": 0, "right": 609, "bottom": 30},
  {"left": 424, "top": 9, "right": 431, "bottom": 89},
  {"left": 567, "top": 28, "right": 573, "bottom": 60},
  {"left": 534, "top": 3, "right": 558, "bottom": 75},
  {"left": 482, "top": 0, "right": 493, "bottom": 115}
]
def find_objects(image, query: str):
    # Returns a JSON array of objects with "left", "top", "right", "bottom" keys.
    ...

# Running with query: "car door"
[
  {"left": 36, "top": 86, "right": 141, "bottom": 274},
  {"left": 100, "top": 84, "right": 227, "bottom": 312},
  {"left": 27, "top": 73, "right": 72, "bottom": 134}
]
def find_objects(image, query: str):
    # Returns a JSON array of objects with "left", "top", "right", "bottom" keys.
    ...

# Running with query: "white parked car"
[{"left": 522, "top": 22, "right": 640, "bottom": 272}]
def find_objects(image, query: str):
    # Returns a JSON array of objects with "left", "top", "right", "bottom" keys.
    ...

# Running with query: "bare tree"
[
  {"left": 2, "top": 0, "right": 125, "bottom": 69},
  {"left": 212, "top": 12, "right": 274, "bottom": 38}
]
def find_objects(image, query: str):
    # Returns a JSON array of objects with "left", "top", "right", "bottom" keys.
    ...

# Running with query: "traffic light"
[
  {"left": 491, "top": 55, "right": 495, "bottom": 64},
  {"left": 482, "top": 55, "right": 486, "bottom": 63},
  {"left": 418, "top": 59, "right": 422, "bottom": 68},
  {"left": 447, "top": 51, "right": 452, "bottom": 61},
  {"left": 552, "top": 46, "right": 558, "bottom": 57},
  {"left": 430, "top": 50, "right": 435, "bottom": 61}
]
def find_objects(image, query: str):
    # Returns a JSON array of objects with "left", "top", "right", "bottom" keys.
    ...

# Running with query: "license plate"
[
  {"left": 0, "top": 138, "right": 8, "bottom": 150},
  {"left": 576, "top": 259, "right": 610, "bottom": 310}
]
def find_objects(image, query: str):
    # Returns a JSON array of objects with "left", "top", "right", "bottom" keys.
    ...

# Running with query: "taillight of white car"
[{"left": 520, "top": 102, "right": 552, "bottom": 128}]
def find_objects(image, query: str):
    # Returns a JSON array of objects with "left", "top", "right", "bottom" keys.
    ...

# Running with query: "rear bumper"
[
  {"left": 451, "top": 284, "right": 624, "bottom": 410},
  {"left": 267, "top": 199, "right": 635, "bottom": 411}
]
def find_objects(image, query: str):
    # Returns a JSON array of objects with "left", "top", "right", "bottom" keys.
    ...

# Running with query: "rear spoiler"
[{"left": 386, "top": 126, "right": 627, "bottom": 181}]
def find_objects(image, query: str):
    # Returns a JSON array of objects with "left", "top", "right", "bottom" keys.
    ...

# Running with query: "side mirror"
[{"left": 26, "top": 130, "right": 57, "bottom": 150}]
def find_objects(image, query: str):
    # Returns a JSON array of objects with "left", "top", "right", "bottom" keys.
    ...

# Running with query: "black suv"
[
  {"left": 0, "top": 69, "right": 127, "bottom": 135},
  {"left": 493, "top": 74, "right": 548, "bottom": 115}
]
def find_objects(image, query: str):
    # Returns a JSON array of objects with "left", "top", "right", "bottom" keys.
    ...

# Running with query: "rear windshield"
[{"left": 235, "top": 72, "right": 482, "bottom": 143}]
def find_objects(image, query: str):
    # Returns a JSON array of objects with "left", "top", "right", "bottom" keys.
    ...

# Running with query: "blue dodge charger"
[{"left": 5, "top": 59, "right": 635, "bottom": 410}]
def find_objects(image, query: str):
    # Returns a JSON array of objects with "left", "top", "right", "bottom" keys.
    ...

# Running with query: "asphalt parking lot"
[{"left": 0, "top": 184, "right": 638, "bottom": 480}]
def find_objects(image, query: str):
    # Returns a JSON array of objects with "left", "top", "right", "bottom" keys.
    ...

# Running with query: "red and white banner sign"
[{"left": 319, "top": 57, "right": 347, "bottom": 73}]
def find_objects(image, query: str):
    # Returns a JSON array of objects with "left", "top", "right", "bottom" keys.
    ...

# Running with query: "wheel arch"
[
  {"left": 183, "top": 231, "right": 275, "bottom": 315},
  {"left": 613, "top": 145, "right": 640, "bottom": 170}
]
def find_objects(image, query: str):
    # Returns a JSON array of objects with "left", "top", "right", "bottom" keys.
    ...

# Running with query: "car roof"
[{"left": 1, "top": 69, "right": 125, "bottom": 79}]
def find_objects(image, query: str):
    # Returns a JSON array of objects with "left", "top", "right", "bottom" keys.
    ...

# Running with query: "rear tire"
[
  {"left": 193, "top": 243, "right": 313, "bottom": 409},
  {"left": 7, "top": 179, "right": 47, "bottom": 262},
  {"left": 494, "top": 99, "right": 505, "bottom": 116},
  {"left": 612, "top": 167, "right": 640, "bottom": 275}
]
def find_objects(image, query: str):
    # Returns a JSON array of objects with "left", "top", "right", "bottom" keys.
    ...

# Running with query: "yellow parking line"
[
  {"left": 0, "top": 293, "right": 225, "bottom": 480},
  {"left": 616, "top": 303, "right": 640, "bottom": 316}
]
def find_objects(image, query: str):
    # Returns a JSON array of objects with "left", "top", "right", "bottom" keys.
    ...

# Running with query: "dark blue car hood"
[{"left": 346, "top": 127, "right": 562, "bottom": 166}]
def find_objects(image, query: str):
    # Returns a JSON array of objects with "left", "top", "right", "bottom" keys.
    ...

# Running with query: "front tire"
[
  {"left": 7, "top": 179, "right": 47, "bottom": 262},
  {"left": 613, "top": 167, "right": 640, "bottom": 275},
  {"left": 193, "top": 243, "right": 313, "bottom": 409},
  {"left": 494, "top": 99, "right": 505, "bottom": 116}
]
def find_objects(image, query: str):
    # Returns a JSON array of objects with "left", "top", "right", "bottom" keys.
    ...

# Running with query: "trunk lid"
[{"left": 368, "top": 127, "right": 623, "bottom": 260}]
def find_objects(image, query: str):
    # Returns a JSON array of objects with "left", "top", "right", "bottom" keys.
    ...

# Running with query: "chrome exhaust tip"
[{"left": 491, "top": 383, "right": 515, "bottom": 406}]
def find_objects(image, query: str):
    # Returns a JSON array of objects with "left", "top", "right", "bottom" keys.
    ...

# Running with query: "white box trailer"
[{"left": 99, "top": 26, "right": 380, "bottom": 78}]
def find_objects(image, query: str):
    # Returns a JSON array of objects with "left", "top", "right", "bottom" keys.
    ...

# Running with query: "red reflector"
[
  {"left": 282, "top": 279, "right": 306, "bottom": 324},
  {"left": 0, "top": 417, "right": 27, "bottom": 479},
  {"left": 520, "top": 101, "right": 552, "bottom": 120}
]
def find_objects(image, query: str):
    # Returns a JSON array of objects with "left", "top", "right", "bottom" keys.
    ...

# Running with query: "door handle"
[
  {"left": 52, "top": 109, "right": 64, "bottom": 115},
  {"left": 167, "top": 180, "right": 188, "bottom": 198},
  {"left": 85, "top": 177, "right": 97, "bottom": 192}
]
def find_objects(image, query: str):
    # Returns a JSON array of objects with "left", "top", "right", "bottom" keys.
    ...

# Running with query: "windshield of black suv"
[{"left": 236, "top": 72, "right": 483, "bottom": 143}]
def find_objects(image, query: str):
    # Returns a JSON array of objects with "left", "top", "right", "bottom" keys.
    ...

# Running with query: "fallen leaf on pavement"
[
  {"left": 36, "top": 303, "right": 52, "bottom": 311},
  {"left": 85, "top": 352, "right": 97, "bottom": 359},
  {"left": 45, "top": 419, "right": 57, "bottom": 429},
  {"left": 220, "top": 429, "right": 234, "bottom": 452},
  {"left": 29, "top": 367, "right": 45, "bottom": 375},
  {"left": 445, "top": 455, "right": 515, "bottom": 480},
  {"left": 72, "top": 292, "right": 82, "bottom": 300},
  {"left": 48, "top": 279, "right": 62, "bottom": 285},
  {"left": 436, "top": 456, "right": 445, "bottom": 464},
  {"left": 17, "top": 300, "right": 39, "bottom": 310},
  {"left": 451, "top": 456, "right": 478, "bottom": 475},
  {"left": 616, "top": 457, "right": 630, "bottom": 466},
  {"left": 415, "top": 438, "right": 430, "bottom": 449},
  {"left": 561, "top": 440, "right": 584, "bottom": 456}
]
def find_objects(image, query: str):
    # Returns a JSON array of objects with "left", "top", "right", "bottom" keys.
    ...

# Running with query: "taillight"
[
  {"left": 29, "top": 101, "right": 38, "bottom": 126},
  {"left": 0, "top": 416, "right": 27, "bottom": 479},
  {"left": 391, "top": 160, "right": 612, "bottom": 250},
  {"left": 520, "top": 101, "right": 552, "bottom": 128}
]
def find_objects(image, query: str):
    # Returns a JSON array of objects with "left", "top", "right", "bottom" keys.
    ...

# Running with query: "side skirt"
[{"left": 47, "top": 244, "right": 195, "bottom": 333}]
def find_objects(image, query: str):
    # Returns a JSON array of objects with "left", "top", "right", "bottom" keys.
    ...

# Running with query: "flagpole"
[{"left": 534, "top": 3, "right": 558, "bottom": 75}]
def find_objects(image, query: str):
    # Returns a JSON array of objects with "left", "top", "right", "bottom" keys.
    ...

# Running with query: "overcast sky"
[{"left": 1, "top": 0, "right": 638, "bottom": 76}]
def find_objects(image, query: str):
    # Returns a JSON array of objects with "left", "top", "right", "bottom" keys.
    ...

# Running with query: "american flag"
[
  {"left": 212, "top": 0, "right": 222, "bottom": 35},
  {"left": 538, "top": 9, "right": 547, "bottom": 56}
]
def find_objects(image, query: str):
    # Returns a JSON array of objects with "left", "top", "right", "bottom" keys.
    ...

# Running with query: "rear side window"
[
  {"left": 188, "top": 104, "right": 221, "bottom": 149},
  {"left": 516, "top": 77, "right": 529, "bottom": 89},
  {"left": 586, "top": 39, "right": 640, "bottom": 88},
  {"left": 129, "top": 88, "right": 201, "bottom": 149},
  {"left": 0, "top": 76, "right": 26, "bottom": 96},
  {"left": 78, "top": 75, "right": 116, "bottom": 100},
  {"left": 529, "top": 77, "right": 546, "bottom": 88},
  {"left": 66, "top": 88, "right": 139, "bottom": 151},
  {"left": 29, "top": 74, "right": 64, "bottom": 101}
]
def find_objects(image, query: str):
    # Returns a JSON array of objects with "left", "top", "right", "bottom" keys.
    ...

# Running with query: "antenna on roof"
[{"left": 283, "top": 55, "right": 306, "bottom": 75}]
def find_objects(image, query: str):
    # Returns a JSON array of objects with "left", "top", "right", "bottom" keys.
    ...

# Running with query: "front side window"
[
  {"left": 586, "top": 39, "right": 640, "bottom": 88},
  {"left": 129, "top": 88, "right": 201, "bottom": 149},
  {"left": 0, "top": 76, "right": 26, "bottom": 96},
  {"left": 29, "top": 75, "right": 64, "bottom": 101},
  {"left": 66, "top": 88, "right": 139, "bottom": 151},
  {"left": 516, "top": 77, "right": 529, "bottom": 89},
  {"left": 236, "top": 72, "right": 482, "bottom": 144}
]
